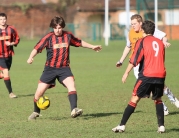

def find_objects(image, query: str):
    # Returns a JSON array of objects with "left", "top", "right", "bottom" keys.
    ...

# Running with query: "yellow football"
[{"left": 37, "top": 96, "right": 50, "bottom": 110}]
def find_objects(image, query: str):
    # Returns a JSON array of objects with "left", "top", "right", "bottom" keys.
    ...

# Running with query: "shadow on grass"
[
  {"left": 49, "top": 112, "right": 122, "bottom": 121},
  {"left": 17, "top": 94, "right": 34, "bottom": 97},
  {"left": 17, "top": 91, "right": 67, "bottom": 98},
  {"left": 167, "top": 128, "right": 179, "bottom": 132},
  {"left": 48, "top": 116, "right": 69, "bottom": 120},
  {"left": 81, "top": 112, "right": 123, "bottom": 120},
  {"left": 82, "top": 110, "right": 143, "bottom": 120},
  {"left": 48, "top": 111, "right": 143, "bottom": 120},
  {"left": 167, "top": 111, "right": 179, "bottom": 115},
  {"left": 133, "top": 110, "right": 142, "bottom": 114}
]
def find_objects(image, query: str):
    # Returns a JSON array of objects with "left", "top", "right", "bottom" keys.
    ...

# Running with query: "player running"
[{"left": 0, "top": 13, "right": 20, "bottom": 98}]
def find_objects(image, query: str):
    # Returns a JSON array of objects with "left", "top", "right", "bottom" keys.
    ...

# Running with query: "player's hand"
[
  {"left": 92, "top": 45, "right": 102, "bottom": 52},
  {"left": 116, "top": 61, "right": 122, "bottom": 68},
  {"left": 163, "top": 41, "right": 171, "bottom": 48},
  {"left": 27, "top": 58, "right": 34, "bottom": 64},
  {"left": 5, "top": 41, "right": 12, "bottom": 46},
  {"left": 122, "top": 73, "right": 128, "bottom": 83}
]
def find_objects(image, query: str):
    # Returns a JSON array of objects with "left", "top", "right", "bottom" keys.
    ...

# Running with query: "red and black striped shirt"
[
  {"left": 0, "top": 25, "right": 20, "bottom": 58},
  {"left": 130, "top": 35, "right": 166, "bottom": 78},
  {"left": 34, "top": 31, "right": 82, "bottom": 68}
]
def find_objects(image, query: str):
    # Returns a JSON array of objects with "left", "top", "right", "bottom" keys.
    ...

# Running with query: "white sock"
[
  {"left": 163, "top": 102, "right": 168, "bottom": 110},
  {"left": 163, "top": 87, "right": 175, "bottom": 102}
]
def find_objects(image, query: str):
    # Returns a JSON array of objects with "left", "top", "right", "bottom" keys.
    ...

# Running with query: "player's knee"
[
  {"left": 154, "top": 99, "right": 162, "bottom": 104},
  {"left": 130, "top": 96, "right": 140, "bottom": 103}
]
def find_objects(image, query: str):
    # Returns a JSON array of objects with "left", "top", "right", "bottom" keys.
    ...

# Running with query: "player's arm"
[
  {"left": 116, "top": 36, "right": 131, "bottom": 67},
  {"left": 5, "top": 28, "right": 20, "bottom": 47},
  {"left": 116, "top": 46, "right": 131, "bottom": 67},
  {"left": 5, "top": 41, "right": 18, "bottom": 46},
  {"left": 81, "top": 40, "right": 102, "bottom": 52},
  {"left": 154, "top": 29, "right": 170, "bottom": 48},
  {"left": 27, "top": 49, "right": 38, "bottom": 64},
  {"left": 122, "top": 63, "right": 134, "bottom": 83},
  {"left": 162, "top": 35, "right": 171, "bottom": 48},
  {"left": 122, "top": 39, "right": 144, "bottom": 83},
  {"left": 5, "top": 40, "right": 20, "bottom": 47}
]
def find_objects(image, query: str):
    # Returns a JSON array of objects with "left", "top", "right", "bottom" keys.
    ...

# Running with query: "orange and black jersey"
[
  {"left": 0, "top": 25, "right": 20, "bottom": 57},
  {"left": 34, "top": 31, "right": 81, "bottom": 68},
  {"left": 130, "top": 35, "right": 166, "bottom": 79}
]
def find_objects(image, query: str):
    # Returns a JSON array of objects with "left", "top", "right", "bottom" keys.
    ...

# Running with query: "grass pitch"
[{"left": 0, "top": 39, "right": 178, "bottom": 138}]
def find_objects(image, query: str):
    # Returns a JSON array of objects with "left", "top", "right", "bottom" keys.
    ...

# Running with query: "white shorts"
[{"left": 133, "top": 64, "right": 139, "bottom": 79}]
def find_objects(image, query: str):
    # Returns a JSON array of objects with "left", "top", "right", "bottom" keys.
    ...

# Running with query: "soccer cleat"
[
  {"left": 9, "top": 93, "right": 17, "bottom": 98},
  {"left": 28, "top": 112, "right": 41, "bottom": 121},
  {"left": 112, "top": 125, "right": 125, "bottom": 133},
  {"left": 157, "top": 126, "right": 165, "bottom": 133},
  {"left": 164, "top": 108, "right": 169, "bottom": 116},
  {"left": 172, "top": 97, "right": 179, "bottom": 108},
  {"left": 71, "top": 108, "right": 83, "bottom": 118}
]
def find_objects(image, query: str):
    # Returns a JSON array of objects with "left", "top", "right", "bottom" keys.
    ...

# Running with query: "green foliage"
[
  {"left": 12, "top": 3, "right": 32, "bottom": 14},
  {"left": 56, "top": 0, "right": 78, "bottom": 11},
  {"left": 0, "top": 39, "right": 178, "bottom": 137}
]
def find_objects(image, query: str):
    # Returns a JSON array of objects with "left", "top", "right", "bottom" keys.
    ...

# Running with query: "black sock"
[
  {"left": 34, "top": 99, "right": 40, "bottom": 114},
  {"left": 120, "top": 102, "right": 136, "bottom": 126},
  {"left": 68, "top": 91, "right": 77, "bottom": 111},
  {"left": 155, "top": 101, "right": 164, "bottom": 127},
  {"left": 4, "top": 78, "right": 12, "bottom": 93}
]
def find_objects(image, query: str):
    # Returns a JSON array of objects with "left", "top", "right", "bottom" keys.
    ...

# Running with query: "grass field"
[{"left": 0, "top": 39, "right": 179, "bottom": 138}]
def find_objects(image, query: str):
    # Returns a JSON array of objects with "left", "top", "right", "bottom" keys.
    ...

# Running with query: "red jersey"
[
  {"left": 0, "top": 25, "right": 20, "bottom": 57},
  {"left": 34, "top": 31, "right": 82, "bottom": 68},
  {"left": 130, "top": 35, "right": 166, "bottom": 78}
]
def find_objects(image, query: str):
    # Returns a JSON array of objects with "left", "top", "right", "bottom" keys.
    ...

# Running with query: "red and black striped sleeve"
[
  {"left": 68, "top": 32, "right": 81, "bottom": 47},
  {"left": 8, "top": 26, "right": 20, "bottom": 46},
  {"left": 34, "top": 32, "right": 53, "bottom": 53}
]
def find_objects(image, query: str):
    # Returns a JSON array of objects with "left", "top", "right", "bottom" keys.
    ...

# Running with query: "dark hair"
[
  {"left": 131, "top": 14, "right": 143, "bottom": 23},
  {"left": 141, "top": 20, "right": 155, "bottom": 35},
  {"left": 49, "top": 16, "right": 65, "bottom": 28},
  {"left": 0, "top": 13, "right": 7, "bottom": 19}
]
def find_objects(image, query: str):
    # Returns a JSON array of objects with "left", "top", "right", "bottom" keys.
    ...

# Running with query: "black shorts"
[
  {"left": 40, "top": 66, "right": 74, "bottom": 87},
  {"left": 133, "top": 77, "right": 165, "bottom": 100},
  {"left": 0, "top": 57, "right": 12, "bottom": 70}
]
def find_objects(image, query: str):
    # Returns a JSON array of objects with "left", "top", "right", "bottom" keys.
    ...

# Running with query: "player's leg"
[
  {"left": 2, "top": 68, "right": 17, "bottom": 98},
  {"left": 163, "top": 85, "right": 179, "bottom": 108},
  {"left": 58, "top": 67, "right": 82, "bottom": 118},
  {"left": 151, "top": 86, "right": 169, "bottom": 115},
  {"left": 28, "top": 82, "right": 50, "bottom": 121},
  {"left": 133, "top": 64, "right": 169, "bottom": 114},
  {"left": 0, "top": 70, "right": 3, "bottom": 79},
  {"left": 112, "top": 78, "right": 146, "bottom": 133},
  {"left": 34, "top": 82, "right": 50, "bottom": 112},
  {"left": 155, "top": 98, "right": 165, "bottom": 133},
  {"left": 28, "top": 67, "right": 54, "bottom": 121},
  {"left": 112, "top": 95, "right": 140, "bottom": 133},
  {"left": 62, "top": 76, "right": 83, "bottom": 118},
  {"left": 163, "top": 102, "right": 169, "bottom": 115},
  {"left": 152, "top": 84, "right": 165, "bottom": 133},
  {"left": 0, "top": 57, "right": 17, "bottom": 98}
]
